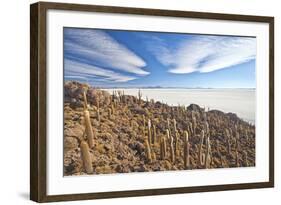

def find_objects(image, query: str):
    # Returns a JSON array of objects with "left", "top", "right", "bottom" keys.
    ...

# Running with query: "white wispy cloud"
[
  {"left": 65, "top": 59, "right": 136, "bottom": 83},
  {"left": 145, "top": 35, "right": 256, "bottom": 74},
  {"left": 64, "top": 29, "right": 149, "bottom": 76}
]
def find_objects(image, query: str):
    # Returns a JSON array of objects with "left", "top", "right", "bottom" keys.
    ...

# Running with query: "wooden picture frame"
[{"left": 30, "top": 1, "right": 274, "bottom": 202}]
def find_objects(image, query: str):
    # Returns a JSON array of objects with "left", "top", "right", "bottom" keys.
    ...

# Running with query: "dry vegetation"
[{"left": 64, "top": 81, "right": 255, "bottom": 176}]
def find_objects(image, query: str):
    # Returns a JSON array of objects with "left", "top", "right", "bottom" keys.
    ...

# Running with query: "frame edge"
[
  {"left": 30, "top": 2, "right": 39, "bottom": 202},
  {"left": 30, "top": 1, "right": 275, "bottom": 202}
]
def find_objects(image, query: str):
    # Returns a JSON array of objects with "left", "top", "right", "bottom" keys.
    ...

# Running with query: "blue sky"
[{"left": 64, "top": 28, "right": 256, "bottom": 88}]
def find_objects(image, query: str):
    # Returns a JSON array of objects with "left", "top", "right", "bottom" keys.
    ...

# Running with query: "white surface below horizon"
[{"left": 103, "top": 88, "right": 255, "bottom": 123}]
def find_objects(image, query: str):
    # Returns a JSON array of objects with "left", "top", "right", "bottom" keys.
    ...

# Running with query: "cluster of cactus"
[
  {"left": 144, "top": 138, "right": 152, "bottom": 163},
  {"left": 102, "top": 89, "right": 253, "bottom": 170},
  {"left": 198, "top": 123, "right": 212, "bottom": 169}
]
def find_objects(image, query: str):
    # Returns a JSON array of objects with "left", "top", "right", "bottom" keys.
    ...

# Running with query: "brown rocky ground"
[{"left": 63, "top": 81, "right": 255, "bottom": 176}]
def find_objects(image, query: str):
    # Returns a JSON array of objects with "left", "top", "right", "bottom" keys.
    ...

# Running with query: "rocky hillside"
[{"left": 63, "top": 81, "right": 255, "bottom": 176}]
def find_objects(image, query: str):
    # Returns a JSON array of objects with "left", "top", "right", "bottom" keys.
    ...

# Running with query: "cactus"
[
  {"left": 188, "top": 122, "right": 193, "bottom": 136},
  {"left": 173, "top": 118, "right": 177, "bottom": 134},
  {"left": 203, "top": 112, "right": 207, "bottom": 122},
  {"left": 138, "top": 89, "right": 142, "bottom": 104},
  {"left": 80, "top": 141, "right": 93, "bottom": 174},
  {"left": 152, "top": 124, "right": 156, "bottom": 144},
  {"left": 199, "top": 130, "right": 205, "bottom": 166},
  {"left": 144, "top": 139, "right": 152, "bottom": 163},
  {"left": 166, "top": 129, "right": 170, "bottom": 141},
  {"left": 160, "top": 136, "right": 167, "bottom": 160},
  {"left": 169, "top": 137, "right": 175, "bottom": 163},
  {"left": 204, "top": 136, "right": 211, "bottom": 169},
  {"left": 175, "top": 131, "right": 180, "bottom": 157},
  {"left": 204, "top": 121, "right": 210, "bottom": 136},
  {"left": 148, "top": 119, "right": 152, "bottom": 144},
  {"left": 83, "top": 92, "right": 94, "bottom": 148},
  {"left": 184, "top": 131, "right": 190, "bottom": 169},
  {"left": 167, "top": 118, "right": 171, "bottom": 132},
  {"left": 192, "top": 113, "right": 197, "bottom": 136}
]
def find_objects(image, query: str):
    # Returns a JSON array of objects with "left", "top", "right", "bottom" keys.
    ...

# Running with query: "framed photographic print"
[{"left": 30, "top": 1, "right": 274, "bottom": 202}]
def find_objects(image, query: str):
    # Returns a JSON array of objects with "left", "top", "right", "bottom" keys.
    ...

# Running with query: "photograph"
[{"left": 63, "top": 27, "right": 256, "bottom": 176}]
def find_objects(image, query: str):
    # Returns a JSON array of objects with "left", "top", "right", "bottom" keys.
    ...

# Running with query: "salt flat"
[{"left": 103, "top": 88, "right": 255, "bottom": 123}]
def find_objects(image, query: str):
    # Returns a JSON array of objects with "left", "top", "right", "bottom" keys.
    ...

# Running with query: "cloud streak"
[
  {"left": 64, "top": 59, "right": 136, "bottom": 83},
  {"left": 145, "top": 35, "right": 256, "bottom": 74},
  {"left": 64, "top": 28, "right": 149, "bottom": 78}
]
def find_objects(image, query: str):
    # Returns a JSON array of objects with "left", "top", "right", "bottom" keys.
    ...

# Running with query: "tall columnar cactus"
[
  {"left": 204, "top": 121, "right": 210, "bottom": 137},
  {"left": 83, "top": 92, "right": 94, "bottom": 148},
  {"left": 117, "top": 90, "right": 122, "bottom": 103},
  {"left": 80, "top": 141, "right": 93, "bottom": 174},
  {"left": 138, "top": 89, "right": 142, "bottom": 104},
  {"left": 188, "top": 122, "right": 193, "bottom": 136},
  {"left": 192, "top": 111, "right": 197, "bottom": 135},
  {"left": 175, "top": 131, "right": 180, "bottom": 157},
  {"left": 204, "top": 136, "right": 211, "bottom": 169},
  {"left": 173, "top": 118, "right": 177, "bottom": 134},
  {"left": 148, "top": 119, "right": 152, "bottom": 145},
  {"left": 152, "top": 124, "right": 157, "bottom": 144},
  {"left": 144, "top": 139, "right": 152, "bottom": 163},
  {"left": 199, "top": 130, "right": 205, "bottom": 166},
  {"left": 166, "top": 129, "right": 170, "bottom": 141},
  {"left": 184, "top": 131, "right": 190, "bottom": 169},
  {"left": 203, "top": 112, "right": 207, "bottom": 123},
  {"left": 160, "top": 136, "right": 167, "bottom": 160},
  {"left": 169, "top": 136, "right": 175, "bottom": 163},
  {"left": 167, "top": 118, "right": 171, "bottom": 134}
]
